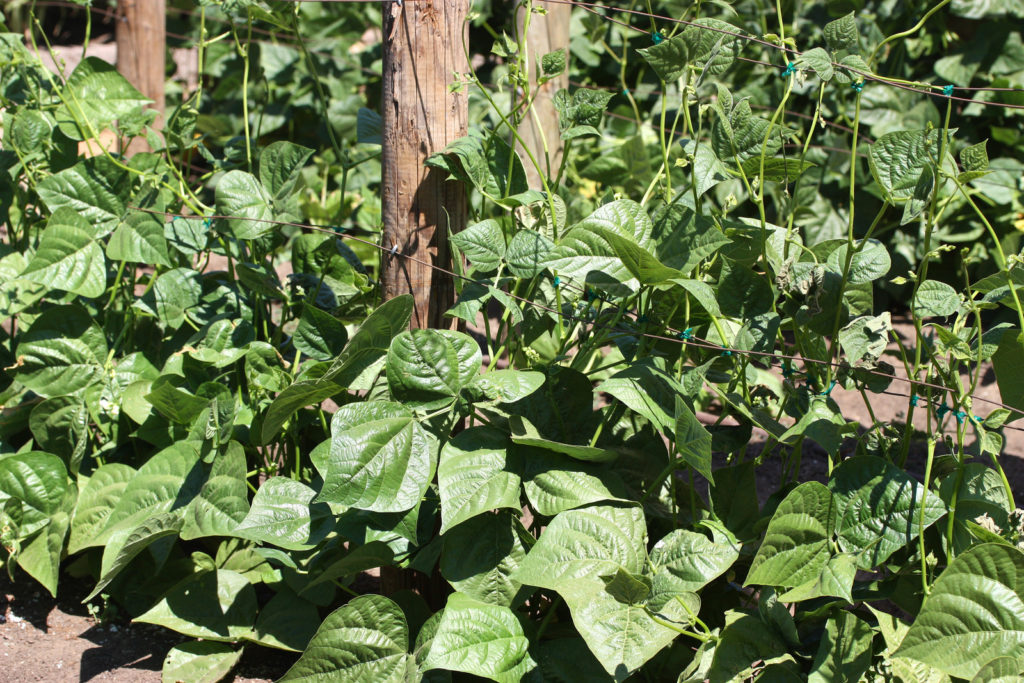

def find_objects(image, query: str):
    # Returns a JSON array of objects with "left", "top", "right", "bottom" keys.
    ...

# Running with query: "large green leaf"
[
  {"left": 451, "top": 219, "right": 505, "bottom": 272},
  {"left": 161, "top": 641, "right": 244, "bottom": 683},
  {"left": 649, "top": 528, "right": 739, "bottom": 592},
  {"left": 246, "top": 588, "right": 319, "bottom": 652},
  {"left": 440, "top": 511, "right": 527, "bottom": 606},
  {"left": 386, "top": 329, "right": 482, "bottom": 410},
  {"left": 279, "top": 595, "right": 410, "bottom": 682},
  {"left": 869, "top": 129, "right": 949, "bottom": 203},
  {"left": 182, "top": 442, "right": 250, "bottom": 540},
  {"left": 68, "top": 463, "right": 136, "bottom": 553},
  {"left": 675, "top": 397, "right": 714, "bottom": 483},
  {"left": 509, "top": 414, "right": 617, "bottom": 462},
  {"left": 10, "top": 474, "right": 74, "bottom": 597},
  {"left": 709, "top": 611, "right": 789, "bottom": 683},
  {"left": 520, "top": 446, "right": 626, "bottom": 516},
  {"left": 896, "top": 544, "right": 1024, "bottom": 679},
  {"left": 422, "top": 592, "right": 535, "bottom": 682},
  {"left": 294, "top": 304, "right": 348, "bottom": 361},
  {"left": 808, "top": 611, "right": 874, "bottom": 682},
  {"left": 35, "top": 156, "right": 129, "bottom": 234},
  {"left": 14, "top": 304, "right": 108, "bottom": 397},
  {"left": 87, "top": 511, "right": 184, "bottom": 601},
  {"left": 317, "top": 402, "right": 436, "bottom": 513},
  {"left": 438, "top": 427, "right": 520, "bottom": 533},
  {"left": 548, "top": 200, "right": 653, "bottom": 292},
  {"left": 259, "top": 140, "right": 314, "bottom": 201},
  {"left": 135, "top": 569, "right": 258, "bottom": 642},
  {"left": 23, "top": 207, "right": 107, "bottom": 298},
  {"left": 471, "top": 370, "right": 544, "bottom": 403},
  {"left": 746, "top": 482, "right": 836, "bottom": 587},
  {"left": 53, "top": 56, "right": 149, "bottom": 139},
  {"left": 993, "top": 330, "right": 1024, "bottom": 419},
  {"left": 515, "top": 504, "right": 646, "bottom": 594},
  {"left": 215, "top": 171, "right": 275, "bottom": 239},
  {"left": 234, "top": 477, "right": 332, "bottom": 550},
  {"left": 829, "top": 456, "right": 946, "bottom": 569},
  {"left": 107, "top": 209, "right": 172, "bottom": 267}
]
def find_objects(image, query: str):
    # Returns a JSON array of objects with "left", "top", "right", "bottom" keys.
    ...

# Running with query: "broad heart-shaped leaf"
[
  {"left": 23, "top": 207, "right": 107, "bottom": 298},
  {"left": 246, "top": 588, "right": 319, "bottom": 651},
  {"left": 53, "top": 56, "right": 149, "bottom": 140},
  {"left": 823, "top": 12, "right": 859, "bottom": 51},
  {"left": 637, "top": 18, "right": 742, "bottom": 81},
  {"left": 215, "top": 171, "right": 275, "bottom": 239},
  {"left": 548, "top": 200, "right": 653, "bottom": 293},
  {"left": 778, "top": 552, "right": 857, "bottom": 603},
  {"left": 471, "top": 370, "right": 544, "bottom": 403},
  {"left": 520, "top": 446, "right": 626, "bottom": 516},
  {"left": 509, "top": 415, "right": 617, "bottom": 462},
  {"left": 386, "top": 329, "right": 481, "bottom": 410},
  {"left": 68, "top": 463, "right": 136, "bottom": 553},
  {"left": 505, "top": 229, "right": 555, "bottom": 278},
  {"left": 598, "top": 359, "right": 680, "bottom": 433},
  {"left": 993, "top": 330, "right": 1024, "bottom": 420},
  {"left": 970, "top": 657, "right": 1023, "bottom": 683},
  {"left": 279, "top": 595, "right": 409, "bottom": 682},
  {"left": 746, "top": 482, "right": 836, "bottom": 588},
  {"left": 795, "top": 47, "right": 834, "bottom": 81},
  {"left": 895, "top": 544, "right": 1024, "bottom": 679},
  {"left": 135, "top": 569, "right": 258, "bottom": 642},
  {"left": 827, "top": 238, "right": 891, "bottom": 285},
  {"left": 425, "top": 130, "right": 527, "bottom": 203},
  {"left": 808, "top": 610, "right": 874, "bottom": 683},
  {"left": 709, "top": 611, "right": 789, "bottom": 683},
  {"left": 304, "top": 542, "right": 395, "bottom": 592},
  {"left": 438, "top": 427, "right": 521, "bottom": 534},
  {"left": 318, "top": 401, "right": 437, "bottom": 513},
  {"left": 914, "top": 280, "right": 960, "bottom": 318},
  {"left": 36, "top": 156, "right": 130, "bottom": 235},
  {"left": 182, "top": 442, "right": 250, "bottom": 540},
  {"left": 86, "top": 510, "right": 185, "bottom": 601},
  {"left": 440, "top": 511, "right": 527, "bottom": 606},
  {"left": 90, "top": 441, "right": 203, "bottom": 548},
  {"left": 16, "top": 485, "right": 74, "bottom": 598},
  {"left": 650, "top": 528, "right": 739, "bottom": 592},
  {"left": 293, "top": 304, "right": 348, "bottom": 361},
  {"left": 161, "top": 641, "right": 244, "bottom": 683},
  {"left": 422, "top": 592, "right": 535, "bottom": 682},
  {"left": 451, "top": 219, "right": 505, "bottom": 272},
  {"left": 595, "top": 228, "right": 682, "bottom": 285},
  {"left": 234, "top": 477, "right": 331, "bottom": 551},
  {"left": 14, "top": 303, "right": 108, "bottom": 397},
  {"left": 515, "top": 504, "right": 646, "bottom": 595},
  {"left": 260, "top": 295, "right": 414, "bottom": 444},
  {"left": 829, "top": 456, "right": 946, "bottom": 569},
  {"left": 106, "top": 209, "right": 172, "bottom": 267},
  {"left": 259, "top": 140, "right": 314, "bottom": 201},
  {"left": 869, "top": 129, "right": 951, "bottom": 203}
]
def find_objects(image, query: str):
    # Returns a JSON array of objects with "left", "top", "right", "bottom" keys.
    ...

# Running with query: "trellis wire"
[{"left": 131, "top": 206, "right": 1024, "bottom": 441}]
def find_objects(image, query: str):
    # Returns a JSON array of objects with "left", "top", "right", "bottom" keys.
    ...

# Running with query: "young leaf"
[
  {"left": 823, "top": 12, "right": 859, "bottom": 52},
  {"left": 746, "top": 481, "right": 836, "bottom": 588}
]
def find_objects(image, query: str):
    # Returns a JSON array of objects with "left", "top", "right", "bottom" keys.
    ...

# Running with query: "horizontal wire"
[{"left": 129, "top": 206, "right": 1024, "bottom": 434}]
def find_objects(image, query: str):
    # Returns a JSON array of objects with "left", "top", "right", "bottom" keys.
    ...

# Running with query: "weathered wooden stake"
[
  {"left": 116, "top": 0, "right": 165, "bottom": 155},
  {"left": 380, "top": 0, "right": 469, "bottom": 330},
  {"left": 516, "top": 0, "right": 570, "bottom": 188}
]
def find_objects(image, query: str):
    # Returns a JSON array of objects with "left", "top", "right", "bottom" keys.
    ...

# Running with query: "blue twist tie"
[
  {"left": 782, "top": 360, "right": 794, "bottom": 377},
  {"left": 971, "top": 414, "right": 983, "bottom": 424},
  {"left": 171, "top": 215, "right": 180, "bottom": 223},
  {"left": 820, "top": 379, "right": 837, "bottom": 396},
  {"left": 942, "top": 84, "right": 954, "bottom": 97},
  {"left": 203, "top": 218, "right": 212, "bottom": 228},
  {"left": 679, "top": 327, "right": 693, "bottom": 340},
  {"left": 910, "top": 394, "right": 920, "bottom": 407},
  {"left": 850, "top": 81, "right": 864, "bottom": 93},
  {"left": 937, "top": 404, "right": 950, "bottom": 419},
  {"left": 954, "top": 410, "right": 967, "bottom": 424},
  {"left": 781, "top": 62, "right": 795, "bottom": 77},
  {"left": 652, "top": 31, "right": 664, "bottom": 44},
  {"left": 585, "top": 288, "right": 596, "bottom": 302},
  {"left": 553, "top": 276, "right": 560, "bottom": 287},
  {"left": 621, "top": 89, "right": 629, "bottom": 96},
  {"left": 720, "top": 350, "right": 732, "bottom": 357}
]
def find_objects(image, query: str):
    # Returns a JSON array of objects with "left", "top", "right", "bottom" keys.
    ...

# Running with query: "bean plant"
[{"left": 1, "top": 0, "right": 1023, "bottom": 681}]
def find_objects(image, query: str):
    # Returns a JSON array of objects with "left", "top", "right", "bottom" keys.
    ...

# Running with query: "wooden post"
[
  {"left": 116, "top": 0, "right": 165, "bottom": 155},
  {"left": 380, "top": 0, "right": 469, "bottom": 331},
  {"left": 516, "top": 0, "right": 570, "bottom": 188}
]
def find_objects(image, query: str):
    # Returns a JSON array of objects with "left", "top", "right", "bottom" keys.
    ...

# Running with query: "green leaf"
[
  {"left": 68, "top": 463, "right": 136, "bottom": 553},
  {"left": 305, "top": 542, "right": 395, "bottom": 592},
  {"left": 520, "top": 447, "right": 625, "bottom": 516},
  {"left": 509, "top": 414, "right": 617, "bottom": 462},
  {"left": 596, "top": 228, "right": 682, "bottom": 285},
  {"left": 107, "top": 209, "right": 172, "bottom": 267},
  {"left": 14, "top": 304, "right": 107, "bottom": 397},
  {"left": 422, "top": 592, "right": 535, "bottom": 682},
  {"left": 135, "top": 569, "right": 258, "bottom": 642},
  {"left": 440, "top": 511, "right": 527, "bottom": 606},
  {"left": 895, "top": 544, "right": 1024, "bottom": 679},
  {"left": 145, "top": 379, "right": 209, "bottom": 424},
  {"left": 823, "top": 12, "right": 859, "bottom": 52},
  {"left": 869, "top": 129, "right": 949, "bottom": 203},
  {"left": 638, "top": 18, "right": 742, "bottom": 81},
  {"left": 738, "top": 157, "right": 816, "bottom": 182},
  {"left": 425, "top": 131, "right": 527, "bottom": 202},
  {"left": 827, "top": 238, "right": 891, "bottom": 285},
  {"left": 960, "top": 140, "right": 989, "bottom": 173},
  {"left": 215, "top": 171, "right": 275, "bottom": 239},
  {"left": 451, "top": 220, "right": 505, "bottom": 271},
  {"left": 182, "top": 442, "right": 250, "bottom": 540},
  {"left": 386, "top": 329, "right": 482, "bottom": 410},
  {"left": 23, "top": 207, "right": 107, "bottom": 297},
  {"left": 718, "top": 259, "right": 774, "bottom": 318},
  {"left": 438, "top": 427, "right": 521, "bottom": 534},
  {"left": 53, "top": 57, "right": 149, "bottom": 139},
  {"left": 746, "top": 482, "right": 836, "bottom": 587},
  {"left": 839, "top": 312, "right": 892, "bottom": 368},
  {"left": 279, "top": 595, "right": 410, "bottom": 683},
  {"left": 36, "top": 156, "right": 129, "bottom": 234},
  {"left": 294, "top": 304, "right": 348, "bottom": 361},
  {"left": 246, "top": 588, "right": 319, "bottom": 651},
  {"left": 675, "top": 397, "right": 714, "bottom": 483},
  {"left": 914, "top": 280, "right": 960, "bottom": 318},
  {"left": 260, "top": 380, "right": 343, "bottom": 445},
  {"left": 829, "top": 456, "right": 947, "bottom": 569},
  {"left": 709, "top": 611, "right": 789, "bottom": 683},
  {"left": 28, "top": 395, "right": 88, "bottom": 471},
  {"left": 809, "top": 611, "right": 874, "bottom": 683},
  {"left": 356, "top": 107, "right": 383, "bottom": 145},
  {"left": 650, "top": 528, "right": 739, "bottom": 592},
  {"left": 471, "top": 370, "right": 544, "bottom": 403},
  {"left": 87, "top": 511, "right": 184, "bottom": 601},
  {"left": 778, "top": 552, "right": 857, "bottom": 603},
  {"left": 318, "top": 402, "right": 437, "bottom": 513},
  {"left": 515, "top": 504, "right": 646, "bottom": 594},
  {"left": 598, "top": 360, "right": 679, "bottom": 432},
  {"left": 993, "top": 330, "right": 1024, "bottom": 419},
  {"left": 161, "top": 641, "right": 244, "bottom": 683},
  {"left": 540, "top": 48, "right": 566, "bottom": 80},
  {"left": 234, "top": 477, "right": 331, "bottom": 551},
  {"left": 795, "top": 47, "right": 834, "bottom": 81},
  {"left": 970, "top": 657, "right": 1023, "bottom": 683},
  {"left": 136, "top": 266, "right": 203, "bottom": 329},
  {"left": 505, "top": 229, "right": 555, "bottom": 278},
  {"left": 259, "top": 140, "right": 314, "bottom": 201}
]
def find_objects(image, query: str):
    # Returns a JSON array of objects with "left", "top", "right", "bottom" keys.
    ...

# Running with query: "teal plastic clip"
[
  {"left": 720, "top": 350, "right": 732, "bottom": 357},
  {"left": 652, "top": 31, "right": 664, "bottom": 44},
  {"left": 942, "top": 84, "right": 954, "bottom": 97},
  {"left": 850, "top": 81, "right": 864, "bottom": 93},
  {"left": 820, "top": 379, "right": 837, "bottom": 396},
  {"left": 553, "top": 276, "right": 560, "bottom": 287},
  {"left": 936, "top": 404, "right": 950, "bottom": 420},
  {"left": 910, "top": 394, "right": 920, "bottom": 407},
  {"left": 679, "top": 327, "right": 693, "bottom": 340},
  {"left": 781, "top": 62, "right": 795, "bottom": 77}
]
